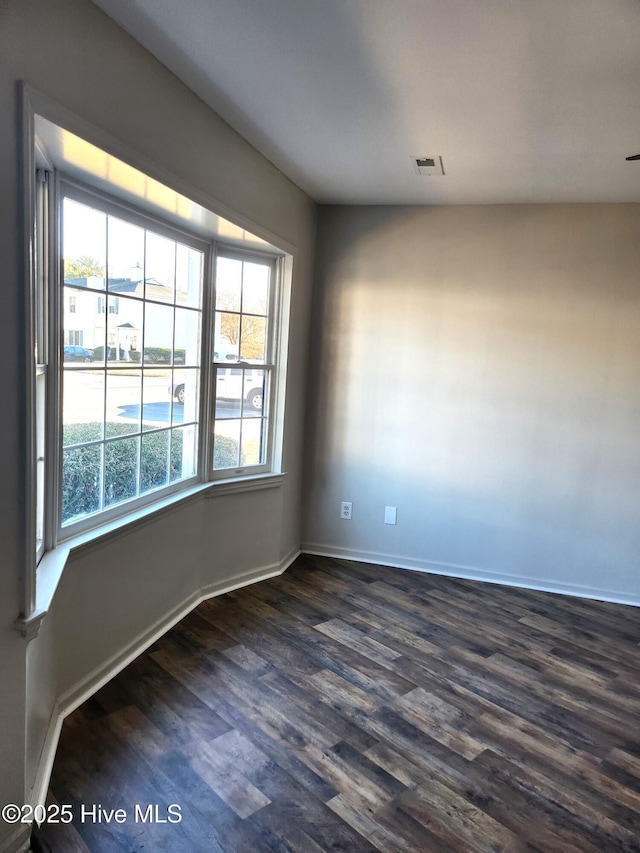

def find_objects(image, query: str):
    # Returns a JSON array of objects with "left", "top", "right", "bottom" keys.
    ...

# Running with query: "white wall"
[
  {"left": 0, "top": 1, "right": 315, "bottom": 849},
  {"left": 304, "top": 204, "right": 640, "bottom": 604}
]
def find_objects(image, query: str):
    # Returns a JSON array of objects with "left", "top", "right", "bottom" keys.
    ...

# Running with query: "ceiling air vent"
[{"left": 412, "top": 155, "right": 445, "bottom": 176}]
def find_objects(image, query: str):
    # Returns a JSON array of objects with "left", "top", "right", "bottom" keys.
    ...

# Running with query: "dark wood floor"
[{"left": 34, "top": 554, "right": 640, "bottom": 852}]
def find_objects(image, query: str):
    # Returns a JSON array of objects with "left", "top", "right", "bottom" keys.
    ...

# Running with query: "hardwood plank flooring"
[{"left": 34, "top": 555, "right": 640, "bottom": 852}]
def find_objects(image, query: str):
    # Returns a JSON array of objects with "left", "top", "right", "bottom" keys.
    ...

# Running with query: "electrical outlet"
[
  {"left": 384, "top": 506, "right": 397, "bottom": 525},
  {"left": 341, "top": 501, "right": 352, "bottom": 520}
]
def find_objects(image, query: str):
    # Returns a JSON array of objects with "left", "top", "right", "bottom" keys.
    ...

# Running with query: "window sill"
[{"left": 15, "top": 472, "right": 286, "bottom": 640}]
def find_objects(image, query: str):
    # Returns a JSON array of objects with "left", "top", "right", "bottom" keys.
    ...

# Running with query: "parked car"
[
  {"left": 170, "top": 365, "right": 264, "bottom": 410},
  {"left": 63, "top": 345, "right": 95, "bottom": 363}
]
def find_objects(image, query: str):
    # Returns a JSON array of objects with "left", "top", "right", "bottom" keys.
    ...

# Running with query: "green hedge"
[
  {"left": 62, "top": 423, "right": 242, "bottom": 523},
  {"left": 90, "top": 346, "right": 187, "bottom": 364},
  {"left": 142, "top": 347, "right": 186, "bottom": 364}
]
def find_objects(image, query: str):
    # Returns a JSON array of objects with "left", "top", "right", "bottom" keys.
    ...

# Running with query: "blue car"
[{"left": 63, "top": 345, "right": 95, "bottom": 363}]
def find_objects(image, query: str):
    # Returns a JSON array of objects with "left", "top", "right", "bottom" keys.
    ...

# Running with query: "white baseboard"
[
  {"left": 301, "top": 542, "right": 640, "bottom": 608},
  {"left": 200, "top": 546, "right": 300, "bottom": 600},
  {"left": 29, "top": 547, "right": 300, "bottom": 812}
]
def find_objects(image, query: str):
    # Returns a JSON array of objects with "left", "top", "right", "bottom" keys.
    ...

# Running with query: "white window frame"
[
  {"left": 56, "top": 179, "right": 213, "bottom": 539},
  {"left": 34, "top": 167, "right": 54, "bottom": 568},
  {"left": 210, "top": 248, "right": 281, "bottom": 479}
]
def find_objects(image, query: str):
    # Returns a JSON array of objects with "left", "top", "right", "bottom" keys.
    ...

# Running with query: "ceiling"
[{"left": 92, "top": 0, "right": 640, "bottom": 205}]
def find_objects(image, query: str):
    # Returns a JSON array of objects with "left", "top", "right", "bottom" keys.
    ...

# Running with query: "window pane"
[
  {"left": 107, "top": 297, "right": 143, "bottom": 364},
  {"left": 176, "top": 244, "right": 202, "bottom": 308},
  {"left": 174, "top": 307, "right": 200, "bottom": 367},
  {"left": 215, "top": 367, "right": 241, "bottom": 418},
  {"left": 62, "top": 444, "right": 101, "bottom": 525},
  {"left": 216, "top": 257, "right": 241, "bottom": 311},
  {"left": 104, "top": 436, "right": 139, "bottom": 508},
  {"left": 141, "top": 430, "right": 169, "bottom": 493},
  {"left": 144, "top": 303, "right": 174, "bottom": 364},
  {"left": 170, "top": 426, "right": 197, "bottom": 482},
  {"left": 240, "top": 315, "right": 266, "bottom": 361},
  {"left": 242, "top": 262, "right": 269, "bottom": 315},
  {"left": 63, "top": 370, "right": 105, "bottom": 445},
  {"left": 171, "top": 368, "right": 199, "bottom": 425},
  {"left": 108, "top": 216, "right": 144, "bottom": 296},
  {"left": 213, "top": 419, "right": 241, "bottom": 470},
  {"left": 63, "top": 199, "right": 106, "bottom": 289},
  {"left": 142, "top": 368, "right": 172, "bottom": 431},
  {"left": 62, "top": 287, "right": 105, "bottom": 361},
  {"left": 105, "top": 370, "right": 141, "bottom": 437},
  {"left": 35, "top": 372, "right": 46, "bottom": 549},
  {"left": 145, "top": 232, "right": 175, "bottom": 303},
  {"left": 215, "top": 312, "right": 240, "bottom": 360},
  {"left": 242, "top": 370, "right": 266, "bottom": 416},
  {"left": 241, "top": 417, "right": 267, "bottom": 466}
]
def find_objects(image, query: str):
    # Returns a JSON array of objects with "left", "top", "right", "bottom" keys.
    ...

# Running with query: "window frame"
[
  {"left": 210, "top": 247, "right": 281, "bottom": 480},
  {"left": 34, "top": 167, "right": 54, "bottom": 567},
  {"left": 41, "top": 176, "right": 283, "bottom": 545},
  {"left": 55, "top": 178, "right": 216, "bottom": 540}
]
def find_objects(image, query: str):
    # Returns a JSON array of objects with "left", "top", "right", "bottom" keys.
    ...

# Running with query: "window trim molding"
[{"left": 20, "top": 81, "right": 38, "bottom": 621}]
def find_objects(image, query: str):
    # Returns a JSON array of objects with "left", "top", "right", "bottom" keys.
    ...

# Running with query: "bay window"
[
  {"left": 35, "top": 173, "right": 284, "bottom": 548},
  {"left": 20, "top": 92, "right": 290, "bottom": 633}
]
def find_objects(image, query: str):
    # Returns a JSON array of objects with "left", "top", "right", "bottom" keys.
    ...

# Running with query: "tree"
[
  {"left": 64, "top": 256, "right": 105, "bottom": 280},
  {"left": 219, "top": 313, "right": 265, "bottom": 360}
]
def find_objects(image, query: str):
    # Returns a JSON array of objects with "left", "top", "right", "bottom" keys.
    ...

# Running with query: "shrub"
[
  {"left": 92, "top": 346, "right": 179, "bottom": 364},
  {"left": 92, "top": 345, "right": 135, "bottom": 362},
  {"left": 214, "top": 434, "right": 244, "bottom": 470},
  {"left": 143, "top": 347, "right": 171, "bottom": 364},
  {"left": 61, "top": 423, "right": 242, "bottom": 523},
  {"left": 142, "top": 347, "right": 186, "bottom": 364},
  {"left": 61, "top": 442, "right": 101, "bottom": 522}
]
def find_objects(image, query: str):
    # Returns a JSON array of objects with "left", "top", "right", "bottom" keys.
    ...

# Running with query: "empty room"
[{"left": 1, "top": 1, "right": 639, "bottom": 851}]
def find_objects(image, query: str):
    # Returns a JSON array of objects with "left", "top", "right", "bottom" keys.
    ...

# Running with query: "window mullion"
[{"left": 200, "top": 241, "right": 215, "bottom": 480}]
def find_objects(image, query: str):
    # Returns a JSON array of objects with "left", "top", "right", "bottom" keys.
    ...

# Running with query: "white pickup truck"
[{"left": 170, "top": 363, "right": 264, "bottom": 411}]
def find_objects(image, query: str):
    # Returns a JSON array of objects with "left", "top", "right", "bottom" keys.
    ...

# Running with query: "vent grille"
[{"left": 412, "top": 155, "right": 445, "bottom": 176}]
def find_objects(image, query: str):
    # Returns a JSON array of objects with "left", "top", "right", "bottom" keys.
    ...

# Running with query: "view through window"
[
  {"left": 61, "top": 193, "right": 204, "bottom": 527},
  {"left": 212, "top": 254, "right": 275, "bottom": 472}
]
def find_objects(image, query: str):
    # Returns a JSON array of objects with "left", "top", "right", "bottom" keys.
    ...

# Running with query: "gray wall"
[
  {"left": 0, "top": 1, "right": 315, "bottom": 848},
  {"left": 304, "top": 204, "right": 640, "bottom": 603}
]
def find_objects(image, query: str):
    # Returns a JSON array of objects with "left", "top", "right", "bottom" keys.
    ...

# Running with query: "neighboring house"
[{"left": 62, "top": 275, "right": 204, "bottom": 360}]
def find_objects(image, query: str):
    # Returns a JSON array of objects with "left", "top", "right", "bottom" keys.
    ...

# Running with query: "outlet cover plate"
[{"left": 384, "top": 506, "right": 397, "bottom": 525}]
